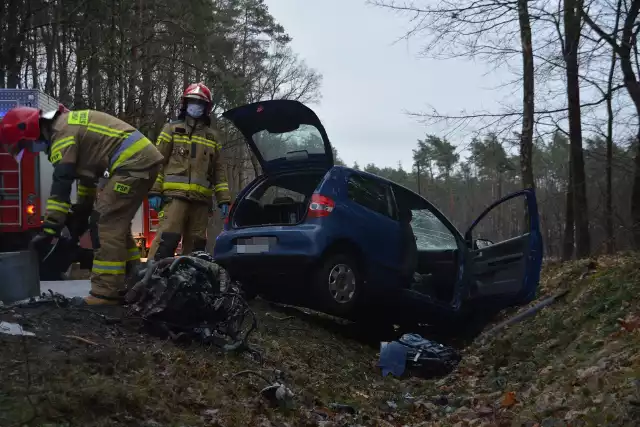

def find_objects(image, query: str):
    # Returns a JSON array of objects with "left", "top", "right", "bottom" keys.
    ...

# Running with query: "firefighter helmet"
[
  {"left": 0, "top": 104, "right": 67, "bottom": 162},
  {"left": 182, "top": 82, "right": 213, "bottom": 115}
]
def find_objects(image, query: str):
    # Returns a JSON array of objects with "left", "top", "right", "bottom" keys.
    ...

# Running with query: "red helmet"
[
  {"left": 182, "top": 82, "right": 213, "bottom": 114},
  {"left": 0, "top": 104, "right": 67, "bottom": 162}
]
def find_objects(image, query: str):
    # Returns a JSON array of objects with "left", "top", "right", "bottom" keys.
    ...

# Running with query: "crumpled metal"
[{"left": 125, "top": 251, "right": 255, "bottom": 351}]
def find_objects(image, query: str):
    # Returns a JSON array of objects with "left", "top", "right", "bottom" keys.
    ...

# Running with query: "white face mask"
[{"left": 186, "top": 103, "right": 205, "bottom": 118}]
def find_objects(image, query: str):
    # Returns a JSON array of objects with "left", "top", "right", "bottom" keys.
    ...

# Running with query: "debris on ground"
[
  {"left": 378, "top": 333, "right": 461, "bottom": 378},
  {"left": 0, "top": 321, "right": 35, "bottom": 337},
  {"left": 1, "top": 253, "right": 640, "bottom": 426},
  {"left": 125, "top": 251, "right": 257, "bottom": 353}
]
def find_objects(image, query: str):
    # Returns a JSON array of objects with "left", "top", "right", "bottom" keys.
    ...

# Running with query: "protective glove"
[
  {"left": 67, "top": 204, "right": 92, "bottom": 241},
  {"left": 30, "top": 231, "right": 56, "bottom": 255},
  {"left": 220, "top": 203, "right": 230, "bottom": 219},
  {"left": 149, "top": 195, "right": 163, "bottom": 211}
]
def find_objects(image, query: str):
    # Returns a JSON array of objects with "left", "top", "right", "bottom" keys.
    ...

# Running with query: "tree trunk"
[
  {"left": 0, "top": 0, "right": 5, "bottom": 87},
  {"left": 6, "top": 0, "right": 23, "bottom": 88},
  {"left": 517, "top": 0, "right": 535, "bottom": 194},
  {"left": 44, "top": 24, "right": 57, "bottom": 94},
  {"left": 583, "top": 0, "right": 640, "bottom": 248},
  {"left": 57, "top": 0, "right": 71, "bottom": 106},
  {"left": 562, "top": 155, "right": 575, "bottom": 260},
  {"left": 619, "top": 3, "right": 640, "bottom": 248},
  {"left": 605, "top": 0, "right": 622, "bottom": 254},
  {"left": 73, "top": 30, "right": 84, "bottom": 108},
  {"left": 564, "top": 0, "right": 590, "bottom": 259},
  {"left": 30, "top": 27, "right": 39, "bottom": 89}
]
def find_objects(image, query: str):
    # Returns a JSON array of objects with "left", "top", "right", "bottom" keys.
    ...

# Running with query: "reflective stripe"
[
  {"left": 157, "top": 132, "right": 172, "bottom": 144},
  {"left": 87, "top": 122, "right": 130, "bottom": 139},
  {"left": 92, "top": 260, "right": 126, "bottom": 275},
  {"left": 46, "top": 198, "right": 71, "bottom": 214},
  {"left": 109, "top": 130, "right": 150, "bottom": 172},
  {"left": 77, "top": 184, "right": 96, "bottom": 197},
  {"left": 173, "top": 135, "right": 220, "bottom": 150},
  {"left": 155, "top": 172, "right": 165, "bottom": 184},
  {"left": 214, "top": 182, "right": 229, "bottom": 193},
  {"left": 50, "top": 136, "right": 76, "bottom": 154},
  {"left": 43, "top": 228, "right": 57, "bottom": 235},
  {"left": 126, "top": 247, "right": 141, "bottom": 262},
  {"left": 162, "top": 175, "right": 213, "bottom": 197}
]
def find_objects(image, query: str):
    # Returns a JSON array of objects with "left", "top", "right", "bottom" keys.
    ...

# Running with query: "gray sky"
[{"left": 263, "top": 0, "right": 512, "bottom": 169}]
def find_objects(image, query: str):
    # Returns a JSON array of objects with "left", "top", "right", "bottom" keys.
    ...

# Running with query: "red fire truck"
[{"left": 0, "top": 89, "right": 159, "bottom": 256}]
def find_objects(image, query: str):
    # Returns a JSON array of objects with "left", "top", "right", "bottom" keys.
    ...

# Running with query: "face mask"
[{"left": 186, "top": 103, "right": 205, "bottom": 118}]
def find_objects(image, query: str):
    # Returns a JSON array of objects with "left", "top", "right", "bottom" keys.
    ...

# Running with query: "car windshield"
[{"left": 251, "top": 124, "right": 326, "bottom": 161}]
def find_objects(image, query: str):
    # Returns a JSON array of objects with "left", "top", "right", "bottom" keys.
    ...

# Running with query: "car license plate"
[{"left": 235, "top": 237, "right": 274, "bottom": 254}]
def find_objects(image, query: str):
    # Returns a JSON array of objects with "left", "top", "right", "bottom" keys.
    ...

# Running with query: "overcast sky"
[{"left": 263, "top": 0, "right": 513, "bottom": 169}]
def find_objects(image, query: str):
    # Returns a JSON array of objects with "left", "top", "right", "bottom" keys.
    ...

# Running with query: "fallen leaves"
[
  {"left": 501, "top": 391, "right": 517, "bottom": 408},
  {"left": 617, "top": 314, "right": 640, "bottom": 332}
]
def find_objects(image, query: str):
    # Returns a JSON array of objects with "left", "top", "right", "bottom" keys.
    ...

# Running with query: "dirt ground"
[{"left": 2, "top": 255, "right": 640, "bottom": 426}]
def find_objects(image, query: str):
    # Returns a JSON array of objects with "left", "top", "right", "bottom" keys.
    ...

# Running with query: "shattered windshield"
[
  {"left": 410, "top": 209, "right": 457, "bottom": 250},
  {"left": 252, "top": 124, "right": 326, "bottom": 161}
]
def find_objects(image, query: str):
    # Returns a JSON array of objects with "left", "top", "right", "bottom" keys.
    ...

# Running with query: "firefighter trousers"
[
  {"left": 147, "top": 198, "right": 210, "bottom": 260},
  {"left": 90, "top": 167, "right": 158, "bottom": 300}
]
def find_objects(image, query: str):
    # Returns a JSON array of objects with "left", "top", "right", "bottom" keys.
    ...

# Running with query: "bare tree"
[{"left": 582, "top": 0, "right": 640, "bottom": 247}]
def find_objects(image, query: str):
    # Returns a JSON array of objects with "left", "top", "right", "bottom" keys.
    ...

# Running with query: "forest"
[
  {"left": 1, "top": 0, "right": 640, "bottom": 260},
  {"left": 370, "top": 0, "right": 640, "bottom": 260}
]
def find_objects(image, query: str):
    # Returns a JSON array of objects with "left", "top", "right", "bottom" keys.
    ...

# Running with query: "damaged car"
[{"left": 214, "top": 100, "right": 543, "bottom": 325}]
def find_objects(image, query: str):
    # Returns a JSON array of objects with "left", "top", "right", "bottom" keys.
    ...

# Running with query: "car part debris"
[
  {"left": 0, "top": 321, "right": 35, "bottom": 337},
  {"left": 481, "top": 289, "right": 570, "bottom": 340},
  {"left": 232, "top": 369, "right": 294, "bottom": 409},
  {"left": 378, "top": 333, "right": 461, "bottom": 378},
  {"left": 125, "top": 251, "right": 257, "bottom": 352}
]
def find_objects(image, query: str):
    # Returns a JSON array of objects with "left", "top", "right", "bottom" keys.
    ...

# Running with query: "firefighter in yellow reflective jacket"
[
  {"left": 0, "top": 105, "right": 164, "bottom": 305},
  {"left": 147, "top": 82, "right": 231, "bottom": 260}
]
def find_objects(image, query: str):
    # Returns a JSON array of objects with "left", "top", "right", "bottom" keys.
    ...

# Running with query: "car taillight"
[
  {"left": 308, "top": 194, "right": 335, "bottom": 218},
  {"left": 224, "top": 202, "right": 234, "bottom": 225}
]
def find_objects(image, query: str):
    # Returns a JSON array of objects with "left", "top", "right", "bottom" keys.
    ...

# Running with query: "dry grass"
[{"left": 2, "top": 254, "right": 640, "bottom": 426}]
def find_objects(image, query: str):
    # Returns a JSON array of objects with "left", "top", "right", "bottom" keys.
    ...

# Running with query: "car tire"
[{"left": 313, "top": 252, "right": 363, "bottom": 319}]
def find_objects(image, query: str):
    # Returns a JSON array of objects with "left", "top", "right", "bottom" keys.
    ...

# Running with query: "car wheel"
[{"left": 313, "top": 253, "right": 363, "bottom": 318}]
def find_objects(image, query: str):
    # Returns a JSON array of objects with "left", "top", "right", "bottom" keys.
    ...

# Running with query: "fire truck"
[{"left": 0, "top": 89, "right": 159, "bottom": 256}]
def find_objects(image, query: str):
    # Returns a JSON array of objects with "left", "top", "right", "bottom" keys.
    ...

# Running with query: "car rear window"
[
  {"left": 347, "top": 174, "right": 396, "bottom": 218},
  {"left": 252, "top": 125, "right": 325, "bottom": 161}
]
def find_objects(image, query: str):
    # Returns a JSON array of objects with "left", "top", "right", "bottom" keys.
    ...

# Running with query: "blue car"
[{"left": 214, "top": 100, "right": 543, "bottom": 323}]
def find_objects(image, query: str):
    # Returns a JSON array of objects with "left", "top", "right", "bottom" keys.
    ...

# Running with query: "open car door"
[
  {"left": 222, "top": 100, "right": 334, "bottom": 174},
  {"left": 464, "top": 188, "right": 543, "bottom": 309}
]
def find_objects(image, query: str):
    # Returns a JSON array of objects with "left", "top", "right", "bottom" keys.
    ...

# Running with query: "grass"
[{"left": 1, "top": 254, "right": 640, "bottom": 426}]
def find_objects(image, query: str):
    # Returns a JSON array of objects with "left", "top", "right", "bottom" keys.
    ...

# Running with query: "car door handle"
[{"left": 486, "top": 253, "right": 523, "bottom": 266}]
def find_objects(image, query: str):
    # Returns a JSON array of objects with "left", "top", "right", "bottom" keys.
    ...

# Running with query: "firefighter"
[
  {"left": 0, "top": 105, "right": 164, "bottom": 305},
  {"left": 147, "top": 82, "right": 231, "bottom": 260}
]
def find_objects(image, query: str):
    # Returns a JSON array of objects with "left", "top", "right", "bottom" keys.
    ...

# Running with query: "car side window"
[
  {"left": 347, "top": 174, "right": 395, "bottom": 218},
  {"left": 410, "top": 209, "right": 458, "bottom": 250}
]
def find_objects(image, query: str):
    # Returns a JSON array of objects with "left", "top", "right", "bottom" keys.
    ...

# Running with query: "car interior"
[
  {"left": 232, "top": 171, "right": 327, "bottom": 227},
  {"left": 393, "top": 185, "right": 461, "bottom": 304}
]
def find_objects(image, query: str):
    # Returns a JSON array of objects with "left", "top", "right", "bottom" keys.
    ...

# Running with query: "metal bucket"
[{"left": 0, "top": 250, "right": 41, "bottom": 304}]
